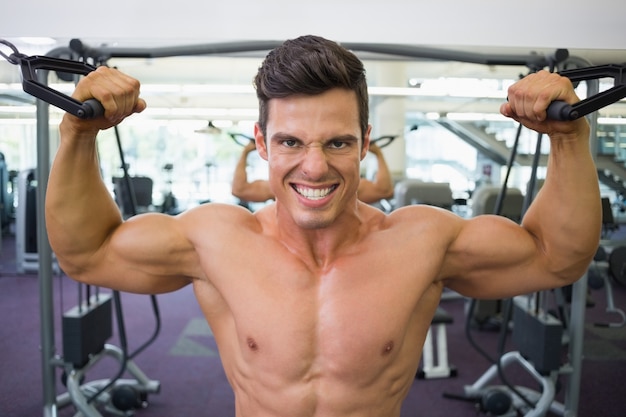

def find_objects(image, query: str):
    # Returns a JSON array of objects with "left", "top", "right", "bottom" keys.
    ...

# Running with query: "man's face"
[{"left": 255, "top": 88, "right": 370, "bottom": 229}]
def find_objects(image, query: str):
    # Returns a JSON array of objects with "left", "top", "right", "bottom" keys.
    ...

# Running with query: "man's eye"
[
  {"left": 283, "top": 139, "right": 297, "bottom": 147},
  {"left": 330, "top": 141, "right": 347, "bottom": 149}
]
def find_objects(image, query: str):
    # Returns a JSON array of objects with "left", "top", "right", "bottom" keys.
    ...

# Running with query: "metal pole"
[
  {"left": 562, "top": 56, "right": 598, "bottom": 417},
  {"left": 566, "top": 272, "right": 587, "bottom": 417},
  {"left": 36, "top": 69, "right": 57, "bottom": 417},
  {"left": 69, "top": 37, "right": 566, "bottom": 70}
]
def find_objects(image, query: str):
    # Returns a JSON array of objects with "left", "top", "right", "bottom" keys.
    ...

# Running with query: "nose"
[{"left": 301, "top": 144, "right": 330, "bottom": 180}]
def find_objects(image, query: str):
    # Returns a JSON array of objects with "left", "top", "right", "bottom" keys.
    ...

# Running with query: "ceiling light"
[
  {"left": 194, "top": 121, "right": 222, "bottom": 134},
  {"left": 18, "top": 37, "right": 57, "bottom": 46}
]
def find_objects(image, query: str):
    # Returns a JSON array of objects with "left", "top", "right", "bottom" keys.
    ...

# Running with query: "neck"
[{"left": 272, "top": 202, "right": 366, "bottom": 270}]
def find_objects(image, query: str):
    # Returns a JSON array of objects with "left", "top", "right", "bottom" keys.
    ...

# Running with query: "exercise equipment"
[
  {"left": 453, "top": 350, "right": 562, "bottom": 417},
  {"left": 159, "top": 163, "right": 179, "bottom": 214},
  {"left": 393, "top": 179, "right": 454, "bottom": 210},
  {"left": 227, "top": 131, "right": 400, "bottom": 149},
  {"left": 112, "top": 176, "right": 154, "bottom": 217},
  {"left": 583, "top": 199, "right": 626, "bottom": 327},
  {"left": 14, "top": 168, "right": 61, "bottom": 274},
  {"left": 546, "top": 64, "right": 626, "bottom": 121},
  {"left": 0, "top": 151, "right": 15, "bottom": 233},
  {"left": 471, "top": 185, "right": 524, "bottom": 223},
  {"left": 597, "top": 196, "right": 615, "bottom": 238},
  {"left": 370, "top": 134, "right": 399, "bottom": 149},
  {"left": 608, "top": 246, "right": 626, "bottom": 287},
  {"left": 57, "top": 344, "right": 160, "bottom": 416},
  {"left": 227, "top": 131, "right": 254, "bottom": 146},
  {"left": 450, "top": 294, "right": 571, "bottom": 416},
  {"left": 445, "top": 57, "right": 625, "bottom": 415},
  {"left": 417, "top": 307, "right": 457, "bottom": 380},
  {"left": 1, "top": 40, "right": 162, "bottom": 416},
  {"left": 0, "top": 39, "right": 104, "bottom": 118},
  {"left": 14, "top": 168, "right": 38, "bottom": 273},
  {"left": 588, "top": 244, "right": 626, "bottom": 328},
  {"left": 59, "top": 290, "right": 160, "bottom": 416}
]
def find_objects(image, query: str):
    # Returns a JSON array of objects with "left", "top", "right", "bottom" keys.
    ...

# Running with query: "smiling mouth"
[{"left": 292, "top": 184, "right": 338, "bottom": 200}]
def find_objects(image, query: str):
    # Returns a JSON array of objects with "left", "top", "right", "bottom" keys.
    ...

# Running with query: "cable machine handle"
[
  {"left": 546, "top": 63, "right": 626, "bottom": 121},
  {"left": 1, "top": 39, "right": 105, "bottom": 119},
  {"left": 18, "top": 55, "right": 105, "bottom": 119},
  {"left": 546, "top": 101, "right": 577, "bottom": 121},
  {"left": 22, "top": 79, "right": 104, "bottom": 118}
]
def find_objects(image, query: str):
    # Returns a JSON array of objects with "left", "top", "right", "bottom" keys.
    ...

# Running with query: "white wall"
[{"left": 4, "top": 0, "right": 624, "bottom": 50}]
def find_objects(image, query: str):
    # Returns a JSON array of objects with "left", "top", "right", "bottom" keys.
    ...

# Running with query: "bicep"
[
  {"left": 69, "top": 212, "right": 198, "bottom": 294},
  {"left": 441, "top": 215, "right": 552, "bottom": 299}
]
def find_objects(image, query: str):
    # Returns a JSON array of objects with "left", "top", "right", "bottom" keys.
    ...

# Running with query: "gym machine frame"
[
  {"left": 591, "top": 243, "right": 626, "bottom": 328},
  {"left": 1, "top": 44, "right": 164, "bottom": 416},
  {"left": 4, "top": 36, "right": 618, "bottom": 416},
  {"left": 449, "top": 60, "right": 626, "bottom": 416}
]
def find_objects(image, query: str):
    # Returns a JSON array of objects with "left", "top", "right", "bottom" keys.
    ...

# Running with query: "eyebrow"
[
  {"left": 330, "top": 134, "right": 360, "bottom": 144},
  {"left": 271, "top": 132, "right": 298, "bottom": 142}
]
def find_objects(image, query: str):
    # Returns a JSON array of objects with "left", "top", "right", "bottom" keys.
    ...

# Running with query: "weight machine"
[
  {"left": 577, "top": 198, "right": 626, "bottom": 329},
  {"left": 1, "top": 40, "right": 163, "bottom": 416},
  {"left": 15, "top": 168, "right": 39, "bottom": 273},
  {"left": 445, "top": 59, "right": 626, "bottom": 416},
  {"left": 0, "top": 151, "right": 15, "bottom": 234}
]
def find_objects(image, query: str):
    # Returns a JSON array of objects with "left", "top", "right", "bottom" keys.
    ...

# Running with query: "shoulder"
[
  {"left": 178, "top": 202, "right": 261, "bottom": 234},
  {"left": 182, "top": 201, "right": 253, "bottom": 219},
  {"left": 382, "top": 204, "right": 466, "bottom": 248},
  {"left": 386, "top": 204, "right": 461, "bottom": 228}
]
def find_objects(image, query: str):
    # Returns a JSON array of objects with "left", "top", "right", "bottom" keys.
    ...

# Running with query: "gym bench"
[{"left": 417, "top": 306, "right": 457, "bottom": 379}]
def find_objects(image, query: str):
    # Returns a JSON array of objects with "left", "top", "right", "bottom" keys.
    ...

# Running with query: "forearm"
[
  {"left": 46, "top": 122, "right": 123, "bottom": 273},
  {"left": 231, "top": 150, "right": 251, "bottom": 198},
  {"left": 522, "top": 129, "right": 601, "bottom": 279},
  {"left": 371, "top": 149, "right": 394, "bottom": 199}
]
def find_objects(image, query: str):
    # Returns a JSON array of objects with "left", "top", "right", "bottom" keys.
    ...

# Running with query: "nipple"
[
  {"left": 382, "top": 341, "right": 394, "bottom": 355},
  {"left": 247, "top": 337, "right": 259, "bottom": 351}
]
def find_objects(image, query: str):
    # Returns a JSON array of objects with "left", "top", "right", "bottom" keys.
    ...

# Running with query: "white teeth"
[{"left": 296, "top": 186, "right": 333, "bottom": 200}]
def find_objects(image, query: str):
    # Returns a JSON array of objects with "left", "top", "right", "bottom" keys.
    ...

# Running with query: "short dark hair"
[{"left": 254, "top": 35, "right": 369, "bottom": 140}]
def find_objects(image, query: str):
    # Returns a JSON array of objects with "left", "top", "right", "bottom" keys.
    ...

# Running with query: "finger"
[
  {"left": 509, "top": 71, "right": 577, "bottom": 123},
  {"left": 530, "top": 72, "right": 567, "bottom": 122},
  {"left": 133, "top": 97, "right": 147, "bottom": 114},
  {"left": 499, "top": 101, "right": 513, "bottom": 118},
  {"left": 506, "top": 72, "right": 539, "bottom": 120}
]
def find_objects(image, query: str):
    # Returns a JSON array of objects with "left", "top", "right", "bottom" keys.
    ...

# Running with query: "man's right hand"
[{"left": 243, "top": 140, "right": 257, "bottom": 154}]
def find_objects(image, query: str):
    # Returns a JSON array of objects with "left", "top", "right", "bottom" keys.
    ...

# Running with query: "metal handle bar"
[
  {"left": 547, "top": 63, "right": 626, "bottom": 120},
  {"left": 228, "top": 132, "right": 254, "bottom": 147},
  {"left": 228, "top": 133, "right": 399, "bottom": 148},
  {"left": 17, "top": 54, "right": 104, "bottom": 119},
  {"left": 370, "top": 135, "right": 398, "bottom": 148}
]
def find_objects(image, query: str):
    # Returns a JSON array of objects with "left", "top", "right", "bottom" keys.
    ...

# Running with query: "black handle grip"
[
  {"left": 371, "top": 135, "right": 398, "bottom": 148},
  {"left": 76, "top": 98, "right": 105, "bottom": 119},
  {"left": 546, "top": 100, "right": 579, "bottom": 121}
]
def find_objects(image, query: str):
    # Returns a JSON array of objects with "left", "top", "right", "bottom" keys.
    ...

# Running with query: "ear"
[
  {"left": 360, "top": 124, "right": 372, "bottom": 161},
  {"left": 254, "top": 123, "right": 269, "bottom": 161}
]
